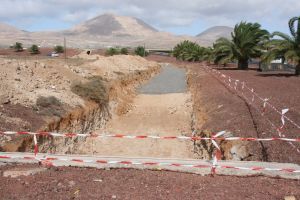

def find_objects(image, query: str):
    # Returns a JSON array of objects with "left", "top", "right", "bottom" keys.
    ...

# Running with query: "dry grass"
[
  {"left": 35, "top": 96, "right": 65, "bottom": 117},
  {"left": 71, "top": 76, "right": 109, "bottom": 108}
]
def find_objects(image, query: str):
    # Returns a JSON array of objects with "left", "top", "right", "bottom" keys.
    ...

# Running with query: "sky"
[{"left": 0, "top": 0, "right": 299, "bottom": 35}]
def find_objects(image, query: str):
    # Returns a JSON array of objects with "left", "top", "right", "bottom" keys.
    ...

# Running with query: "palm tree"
[
  {"left": 173, "top": 40, "right": 205, "bottom": 62},
  {"left": 214, "top": 22, "right": 269, "bottom": 69},
  {"left": 263, "top": 17, "right": 300, "bottom": 75}
]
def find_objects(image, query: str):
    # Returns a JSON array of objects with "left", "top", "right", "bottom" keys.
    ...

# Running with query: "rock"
[
  {"left": 112, "top": 195, "right": 117, "bottom": 199},
  {"left": 57, "top": 182, "right": 64, "bottom": 188},
  {"left": 3, "top": 167, "right": 47, "bottom": 178},
  {"left": 0, "top": 95, "right": 10, "bottom": 104},
  {"left": 230, "top": 143, "right": 249, "bottom": 161},
  {"left": 284, "top": 196, "right": 296, "bottom": 200},
  {"left": 93, "top": 179, "right": 103, "bottom": 182},
  {"left": 68, "top": 180, "right": 76, "bottom": 187}
]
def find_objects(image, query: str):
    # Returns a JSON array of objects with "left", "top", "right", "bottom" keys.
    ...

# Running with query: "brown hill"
[{"left": 196, "top": 26, "right": 233, "bottom": 44}]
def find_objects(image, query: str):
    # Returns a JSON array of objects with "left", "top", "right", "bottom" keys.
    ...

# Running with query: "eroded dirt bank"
[{"left": 0, "top": 55, "right": 161, "bottom": 153}]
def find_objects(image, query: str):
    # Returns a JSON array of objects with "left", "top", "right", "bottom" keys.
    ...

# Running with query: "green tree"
[
  {"left": 106, "top": 47, "right": 120, "bottom": 56},
  {"left": 213, "top": 22, "right": 269, "bottom": 69},
  {"left": 29, "top": 44, "right": 40, "bottom": 54},
  {"left": 173, "top": 40, "right": 205, "bottom": 61},
  {"left": 263, "top": 16, "right": 300, "bottom": 75},
  {"left": 135, "top": 46, "right": 148, "bottom": 57},
  {"left": 120, "top": 47, "right": 129, "bottom": 55},
  {"left": 13, "top": 42, "right": 23, "bottom": 52},
  {"left": 54, "top": 45, "right": 64, "bottom": 53}
]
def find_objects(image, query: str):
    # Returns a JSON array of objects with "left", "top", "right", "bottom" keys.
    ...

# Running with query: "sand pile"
[
  {"left": 0, "top": 55, "right": 159, "bottom": 108},
  {"left": 68, "top": 55, "right": 159, "bottom": 79}
]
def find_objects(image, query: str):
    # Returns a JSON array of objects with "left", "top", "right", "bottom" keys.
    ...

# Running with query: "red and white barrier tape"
[
  {"left": 0, "top": 154, "right": 299, "bottom": 174},
  {"left": 202, "top": 65, "right": 300, "bottom": 154},
  {"left": 203, "top": 65, "right": 300, "bottom": 129},
  {"left": 1, "top": 131, "right": 300, "bottom": 142}
]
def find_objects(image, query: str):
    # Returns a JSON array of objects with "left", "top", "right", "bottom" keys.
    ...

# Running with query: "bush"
[
  {"left": 36, "top": 96, "right": 64, "bottom": 117},
  {"left": 120, "top": 48, "right": 129, "bottom": 55},
  {"left": 54, "top": 45, "right": 64, "bottom": 53},
  {"left": 106, "top": 47, "right": 120, "bottom": 56},
  {"left": 135, "top": 46, "right": 148, "bottom": 57},
  {"left": 36, "top": 96, "right": 61, "bottom": 108},
  {"left": 29, "top": 44, "right": 40, "bottom": 54},
  {"left": 71, "top": 76, "right": 108, "bottom": 107},
  {"left": 13, "top": 42, "right": 23, "bottom": 52}
]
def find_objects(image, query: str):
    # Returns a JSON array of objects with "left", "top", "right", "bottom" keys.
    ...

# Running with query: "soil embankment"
[{"left": 0, "top": 55, "right": 161, "bottom": 153}]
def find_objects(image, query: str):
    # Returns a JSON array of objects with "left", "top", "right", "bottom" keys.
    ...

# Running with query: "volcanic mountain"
[
  {"left": 0, "top": 14, "right": 229, "bottom": 48},
  {"left": 196, "top": 26, "right": 233, "bottom": 44}
]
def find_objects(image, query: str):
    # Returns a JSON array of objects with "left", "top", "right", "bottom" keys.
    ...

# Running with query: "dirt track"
[{"left": 88, "top": 93, "right": 194, "bottom": 158}]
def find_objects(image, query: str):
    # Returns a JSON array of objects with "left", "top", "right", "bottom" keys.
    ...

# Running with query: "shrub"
[
  {"left": 71, "top": 76, "right": 109, "bottom": 107},
  {"left": 54, "top": 45, "right": 64, "bottom": 53},
  {"left": 13, "top": 42, "right": 23, "bottom": 52},
  {"left": 29, "top": 44, "right": 40, "bottom": 54},
  {"left": 120, "top": 48, "right": 129, "bottom": 55},
  {"left": 36, "top": 96, "right": 64, "bottom": 117},
  {"left": 36, "top": 96, "right": 61, "bottom": 108},
  {"left": 135, "top": 46, "right": 148, "bottom": 57},
  {"left": 106, "top": 47, "right": 120, "bottom": 56}
]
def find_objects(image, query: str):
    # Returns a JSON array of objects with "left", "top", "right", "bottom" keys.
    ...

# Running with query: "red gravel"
[{"left": 0, "top": 164, "right": 299, "bottom": 200}]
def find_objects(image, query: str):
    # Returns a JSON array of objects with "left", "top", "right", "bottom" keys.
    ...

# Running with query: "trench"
[
  {"left": 73, "top": 63, "right": 196, "bottom": 158},
  {"left": 37, "top": 65, "right": 162, "bottom": 154}
]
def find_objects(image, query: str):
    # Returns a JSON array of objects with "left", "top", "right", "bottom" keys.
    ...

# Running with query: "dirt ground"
[
  {"left": 1, "top": 54, "right": 300, "bottom": 199},
  {"left": 0, "top": 163, "right": 299, "bottom": 200},
  {"left": 82, "top": 93, "right": 195, "bottom": 158}
]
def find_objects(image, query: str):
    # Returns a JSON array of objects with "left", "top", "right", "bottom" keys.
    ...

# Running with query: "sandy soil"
[
  {"left": 1, "top": 163, "right": 299, "bottom": 200},
  {"left": 80, "top": 93, "right": 195, "bottom": 158}
]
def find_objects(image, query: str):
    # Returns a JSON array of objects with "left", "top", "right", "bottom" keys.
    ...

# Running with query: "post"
[{"left": 64, "top": 37, "right": 67, "bottom": 61}]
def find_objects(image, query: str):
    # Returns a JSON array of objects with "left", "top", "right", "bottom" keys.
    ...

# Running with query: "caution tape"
[
  {"left": 0, "top": 153, "right": 299, "bottom": 174},
  {"left": 1, "top": 131, "right": 300, "bottom": 142},
  {"left": 203, "top": 65, "right": 300, "bottom": 129}
]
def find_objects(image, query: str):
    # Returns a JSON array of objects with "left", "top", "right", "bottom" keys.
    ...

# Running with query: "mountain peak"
[
  {"left": 67, "top": 13, "right": 158, "bottom": 37},
  {"left": 196, "top": 26, "right": 233, "bottom": 38}
]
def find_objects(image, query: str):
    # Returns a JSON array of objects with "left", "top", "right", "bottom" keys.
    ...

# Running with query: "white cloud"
[{"left": 0, "top": 0, "right": 299, "bottom": 33}]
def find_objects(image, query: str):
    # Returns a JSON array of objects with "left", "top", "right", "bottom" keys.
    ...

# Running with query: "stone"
[
  {"left": 0, "top": 95, "right": 10, "bottom": 104},
  {"left": 284, "top": 196, "right": 296, "bottom": 200},
  {"left": 68, "top": 180, "right": 76, "bottom": 187},
  {"left": 3, "top": 167, "right": 47, "bottom": 178},
  {"left": 230, "top": 143, "right": 249, "bottom": 161}
]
